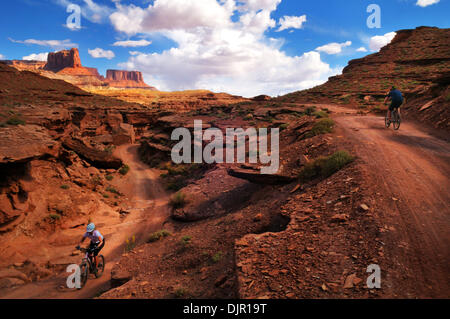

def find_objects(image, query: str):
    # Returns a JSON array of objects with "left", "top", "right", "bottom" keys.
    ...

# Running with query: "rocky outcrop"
[
  {"left": 0, "top": 125, "right": 60, "bottom": 164},
  {"left": 2, "top": 60, "right": 46, "bottom": 71},
  {"left": 227, "top": 167, "right": 295, "bottom": 185},
  {"left": 62, "top": 138, "right": 123, "bottom": 169},
  {"left": 44, "top": 48, "right": 82, "bottom": 72},
  {"left": 105, "top": 70, "right": 155, "bottom": 89}
]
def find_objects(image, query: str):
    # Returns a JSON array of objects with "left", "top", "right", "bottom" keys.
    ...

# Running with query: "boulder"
[
  {"left": 113, "top": 123, "right": 136, "bottom": 145},
  {"left": 62, "top": 138, "right": 122, "bottom": 169},
  {"left": 111, "top": 265, "right": 132, "bottom": 288},
  {"left": 227, "top": 167, "right": 295, "bottom": 185}
]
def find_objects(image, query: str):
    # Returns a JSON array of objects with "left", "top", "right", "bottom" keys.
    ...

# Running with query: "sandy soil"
[{"left": 0, "top": 145, "right": 169, "bottom": 299}]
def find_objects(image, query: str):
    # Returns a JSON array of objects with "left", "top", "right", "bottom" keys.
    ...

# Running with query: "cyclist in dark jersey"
[{"left": 384, "top": 86, "right": 404, "bottom": 121}]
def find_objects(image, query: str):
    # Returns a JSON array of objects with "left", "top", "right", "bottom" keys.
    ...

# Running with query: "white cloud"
[
  {"left": 369, "top": 32, "right": 396, "bottom": 52},
  {"left": 88, "top": 48, "right": 115, "bottom": 59},
  {"left": 277, "top": 15, "right": 307, "bottom": 32},
  {"left": 315, "top": 41, "right": 352, "bottom": 55},
  {"left": 110, "top": 0, "right": 233, "bottom": 35},
  {"left": 356, "top": 47, "right": 368, "bottom": 52},
  {"left": 111, "top": 0, "right": 339, "bottom": 97},
  {"left": 112, "top": 39, "right": 152, "bottom": 47},
  {"left": 0, "top": 54, "right": 5, "bottom": 60},
  {"left": 416, "top": 0, "right": 440, "bottom": 7},
  {"left": 9, "top": 38, "right": 77, "bottom": 50},
  {"left": 22, "top": 52, "right": 49, "bottom": 61}
]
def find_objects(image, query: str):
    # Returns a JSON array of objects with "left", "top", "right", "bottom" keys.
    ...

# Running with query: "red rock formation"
[
  {"left": 106, "top": 70, "right": 143, "bottom": 83},
  {"left": 44, "top": 48, "right": 82, "bottom": 72},
  {"left": 105, "top": 70, "right": 156, "bottom": 89},
  {"left": 2, "top": 60, "right": 46, "bottom": 72}
]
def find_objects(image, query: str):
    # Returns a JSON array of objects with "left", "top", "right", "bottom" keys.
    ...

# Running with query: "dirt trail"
[
  {"left": 0, "top": 144, "right": 169, "bottom": 299},
  {"left": 326, "top": 105, "right": 450, "bottom": 297}
]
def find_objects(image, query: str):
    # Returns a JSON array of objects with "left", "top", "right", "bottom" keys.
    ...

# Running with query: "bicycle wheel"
[
  {"left": 385, "top": 112, "right": 391, "bottom": 128},
  {"left": 79, "top": 261, "right": 89, "bottom": 289},
  {"left": 393, "top": 111, "right": 401, "bottom": 130},
  {"left": 95, "top": 255, "right": 105, "bottom": 278}
]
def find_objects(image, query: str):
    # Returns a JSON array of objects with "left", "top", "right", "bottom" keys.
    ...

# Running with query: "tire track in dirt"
[
  {"left": 328, "top": 105, "right": 450, "bottom": 297},
  {"left": 0, "top": 144, "right": 169, "bottom": 299}
]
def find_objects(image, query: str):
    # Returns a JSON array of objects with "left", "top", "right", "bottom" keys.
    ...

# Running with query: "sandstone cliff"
[
  {"left": 105, "top": 70, "right": 156, "bottom": 90},
  {"left": 44, "top": 48, "right": 82, "bottom": 72}
]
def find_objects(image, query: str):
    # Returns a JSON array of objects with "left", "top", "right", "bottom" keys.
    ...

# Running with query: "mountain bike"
[
  {"left": 75, "top": 245, "right": 105, "bottom": 289},
  {"left": 385, "top": 108, "right": 401, "bottom": 130}
]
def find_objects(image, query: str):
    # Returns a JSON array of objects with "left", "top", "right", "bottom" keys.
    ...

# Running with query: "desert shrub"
[
  {"left": 445, "top": 93, "right": 450, "bottom": 101},
  {"left": 119, "top": 164, "right": 130, "bottom": 175},
  {"left": 307, "top": 118, "right": 335, "bottom": 137},
  {"left": 211, "top": 251, "right": 223, "bottom": 263},
  {"left": 6, "top": 117, "right": 25, "bottom": 126},
  {"left": 147, "top": 230, "right": 171, "bottom": 243},
  {"left": 60, "top": 184, "right": 70, "bottom": 190},
  {"left": 181, "top": 235, "right": 191, "bottom": 247},
  {"left": 175, "top": 287, "right": 188, "bottom": 298},
  {"left": 279, "top": 123, "right": 289, "bottom": 131},
  {"left": 49, "top": 214, "right": 61, "bottom": 221},
  {"left": 102, "top": 193, "right": 109, "bottom": 199},
  {"left": 105, "top": 175, "right": 114, "bottom": 181},
  {"left": 298, "top": 150, "right": 354, "bottom": 182},
  {"left": 125, "top": 235, "right": 136, "bottom": 252},
  {"left": 106, "top": 186, "right": 122, "bottom": 196},
  {"left": 169, "top": 192, "right": 187, "bottom": 209},
  {"left": 304, "top": 106, "right": 316, "bottom": 115},
  {"left": 313, "top": 110, "right": 329, "bottom": 118},
  {"left": 104, "top": 145, "right": 115, "bottom": 154}
]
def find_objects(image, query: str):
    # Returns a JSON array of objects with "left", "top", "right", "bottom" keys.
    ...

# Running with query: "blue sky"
[{"left": 0, "top": 0, "right": 448, "bottom": 96}]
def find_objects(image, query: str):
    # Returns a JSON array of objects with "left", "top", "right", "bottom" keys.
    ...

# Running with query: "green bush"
[
  {"left": 313, "top": 110, "right": 329, "bottom": 118},
  {"left": 304, "top": 106, "right": 316, "bottom": 115},
  {"left": 278, "top": 123, "right": 289, "bottom": 131},
  {"left": 6, "top": 117, "right": 25, "bottom": 126},
  {"left": 298, "top": 150, "right": 354, "bottom": 182},
  {"left": 307, "top": 118, "right": 335, "bottom": 137},
  {"left": 211, "top": 251, "right": 223, "bottom": 263},
  {"left": 106, "top": 186, "right": 122, "bottom": 196},
  {"left": 49, "top": 214, "right": 61, "bottom": 221},
  {"left": 119, "top": 165, "right": 130, "bottom": 175},
  {"left": 169, "top": 192, "right": 187, "bottom": 209},
  {"left": 175, "top": 287, "right": 188, "bottom": 298},
  {"left": 105, "top": 175, "right": 114, "bottom": 181},
  {"left": 60, "top": 184, "right": 70, "bottom": 190},
  {"left": 181, "top": 235, "right": 191, "bottom": 247},
  {"left": 147, "top": 230, "right": 171, "bottom": 243}
]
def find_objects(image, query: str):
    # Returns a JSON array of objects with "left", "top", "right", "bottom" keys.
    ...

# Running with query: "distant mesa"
[
  {"left": 105, "top": 70, "right": 152, "bottom": 89},
  {"left": 3, "top": 47, "right": 156, "bottom": 90},
  {"left": 44, "top": 48, "right": 82, "bottom": 72}
]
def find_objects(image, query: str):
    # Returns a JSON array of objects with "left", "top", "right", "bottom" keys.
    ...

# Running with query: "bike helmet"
[{"left": 86, "top": 223, "right": 95, "bottom": 232}]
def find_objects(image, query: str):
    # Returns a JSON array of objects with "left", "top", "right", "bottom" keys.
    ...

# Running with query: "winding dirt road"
[
  {"left": 0, "top": 144, "right": 169, "bottom": 299},
  {"left": 328, "top": 105, "right": 450, "bottom": 298}
]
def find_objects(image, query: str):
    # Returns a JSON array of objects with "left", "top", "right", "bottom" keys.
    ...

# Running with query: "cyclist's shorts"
[
  {"left": 389, "top": 101, "right": 402, "bottom": 111},
  {"left": 89, "top": 241, "right": 105, "bottom": 256}
]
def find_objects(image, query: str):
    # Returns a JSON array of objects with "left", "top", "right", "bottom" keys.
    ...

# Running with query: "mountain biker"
[
  {"left": 384, "top": 86, "right": 404, "bottom": 121},
  {"left": 76, "top": 223, "right": 104, "bottom": 272}
]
